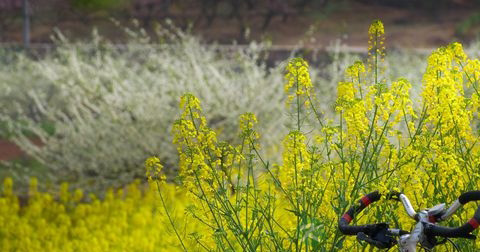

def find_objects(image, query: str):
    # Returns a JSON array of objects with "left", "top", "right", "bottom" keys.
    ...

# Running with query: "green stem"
[{"left": 155, "top": 181, "right": 188, "bottom": 252}]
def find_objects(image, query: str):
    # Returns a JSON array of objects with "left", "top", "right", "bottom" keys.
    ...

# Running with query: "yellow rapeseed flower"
[
  {"left": 284, "top": 58, "right": 313, "bottom": 106},
  {"left": 145, "top": 156, "right": 166, "bottom": 183}
]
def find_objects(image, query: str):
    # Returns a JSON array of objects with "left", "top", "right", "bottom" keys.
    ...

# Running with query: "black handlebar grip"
[
  {"left": 426, "top": 204, "right": 480, "bottom": 238},
  {"left": 339, "top": 191, "right": 382, "bottom": 235},
  {"left": 459, "top": 191, "right": 480, "bottom": 205}
]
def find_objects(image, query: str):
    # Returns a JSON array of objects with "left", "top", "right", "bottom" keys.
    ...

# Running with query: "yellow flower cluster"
[
  {"left": 346, "top": 60, "right": 367, "bottom": 97},
  {"left": 285, "top": 58, "right": 313, "bottom": 97},
  {"left": 465, "top": 59, "right": 480, "bottom": 113},
  {"left": 280, "top": 131, "right": 310, "bottom": 188},
  {"left": 172, "top": 93, "right": 220, "bottom": 194},
  {"left": 145, "top": 156, "right": 166, "bottom": 183},
  {"left": 368, "top": 19, "right": 386, "bottom": 82},
  {"left": 336, "top": 80, "right": 369, "bottom": 138},
  {"left": 239, "top": 112, "right": 259, "bottom": 142},
  {"left": 0, "top": 178, "right": 210, "bottom": 252},
  {"left": 284, "top": 57, "right": 314, "bottom": 110}
]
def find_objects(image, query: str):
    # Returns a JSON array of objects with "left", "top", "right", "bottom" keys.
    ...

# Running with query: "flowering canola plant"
[{"left": 148, "top": 19, "right": 480, "bottom": 251}]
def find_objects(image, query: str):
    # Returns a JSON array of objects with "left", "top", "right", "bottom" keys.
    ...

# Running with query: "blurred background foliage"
[
  {"left": 3, "top": 0, "right": 480, "bottom": 46},
  {"left": 72, "top": 0, "right": 131, "bottom": 11}
]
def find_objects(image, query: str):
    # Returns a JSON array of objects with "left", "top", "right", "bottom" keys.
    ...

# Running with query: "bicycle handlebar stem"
[{"left": 399, "top": 194, "right": 417, "bottom": 219}]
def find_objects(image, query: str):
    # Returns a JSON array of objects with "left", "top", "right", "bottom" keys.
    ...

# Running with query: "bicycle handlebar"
[
  {"left": 459, "top": 191, "right": 480, "bottom": 204},
  {"left": 338, "top": 191, "right": 409, "bottom": 248},
  {"left": 339, "top": 190, "right": 480, "bottom": 238},
  {"left": 339, "top": 190, "right": 480, "bottom": 249},
  {"left": 426, "top": 191, "right": 480, "bottom": 239},
  {"left": 338, "top": 191, "right": 383, "bottom": 235},
  {"left": 339, "top": 191, "right": 414, "bottom": 235}
]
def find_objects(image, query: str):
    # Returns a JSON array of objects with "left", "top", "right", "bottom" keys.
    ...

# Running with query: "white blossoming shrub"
[{"left": 0, "top": 27, "right": 309, "bottom": 190}]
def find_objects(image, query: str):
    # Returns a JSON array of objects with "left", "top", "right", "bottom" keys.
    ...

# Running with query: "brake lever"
[
  {"left": 355, "top": 223, "right": 396, "bottom": 249},
  {"left": 357, "top": 231, "right": 395, "bottom": 249},
  {"left": 357, "top": 232, "right": 386, "bottom": 248}
]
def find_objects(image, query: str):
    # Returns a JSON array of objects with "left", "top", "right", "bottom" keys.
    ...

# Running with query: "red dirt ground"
[
  {"left": 0, "top": 139, "right": 43, "bottom": 161},
  {"left": 0, "top": 139, "right": 23, "bottom": 161}
]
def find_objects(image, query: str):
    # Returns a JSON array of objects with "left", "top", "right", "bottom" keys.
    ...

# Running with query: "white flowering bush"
[{"left": 0, "top": 27, "right": 297, "bottom": 190}]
